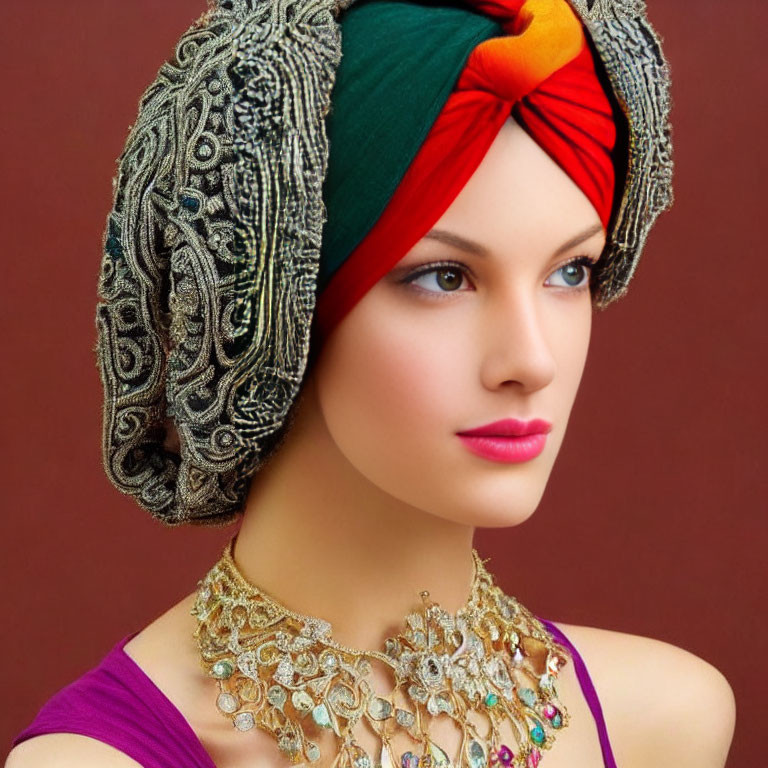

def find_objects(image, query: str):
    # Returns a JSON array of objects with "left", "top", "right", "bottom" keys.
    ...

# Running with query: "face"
[{"left": 308, "top": 115, "right": 606, "bottom": 528}]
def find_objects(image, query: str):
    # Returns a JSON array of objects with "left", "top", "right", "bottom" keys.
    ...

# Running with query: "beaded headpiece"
[{"left": 95, "top": 0, "right": 673, "bottom": 526}]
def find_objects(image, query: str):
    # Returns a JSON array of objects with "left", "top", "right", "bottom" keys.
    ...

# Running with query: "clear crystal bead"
[
  {"left": 368, "top": 696, "right": 393, "bottom": 720},
  {"left": 217, "top": 692, "right": 238, "bottom": 714},
  {"left": 233, "top": 711, "right": 255, "bottom": 731},
  {"left": 267, "top": 685, "right": 287, "bottom": 708},
  {"left": 320, "top": 650, "right": 338, "bottom": 670},
  {"left": 275, "top": 656, "right": 294, "bottom": 685},
  {"left": 539, "top": 673, "right": 554, "bottom": 693},
  {"left": 395, "top": 708, "right": 415, "bottom": 728},
  {"left": 407, "top": 684, "right": 428, "bottom": 703},
  {"left": 292, "top": 690, "right": 314, "bottom": 713}
]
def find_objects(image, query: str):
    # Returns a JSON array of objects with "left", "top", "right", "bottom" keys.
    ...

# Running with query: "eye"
[
  {"left": 401, "top": 261, "right": 473, "bottom": 297},
  {"left": 399, "top": 255, "right": 598, "bottom": 296},
  {"left": 546, "top": 256, "right": 598, "bottom": 290}
]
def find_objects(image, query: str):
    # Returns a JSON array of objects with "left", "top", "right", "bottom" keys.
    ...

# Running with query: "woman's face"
[{"left": 310, "top": 116, "right": 606, "bottom": 528}]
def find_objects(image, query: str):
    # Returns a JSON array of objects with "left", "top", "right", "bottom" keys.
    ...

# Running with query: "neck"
[{"left": 231, "top": 378, "right": 477, "bottom": 654}]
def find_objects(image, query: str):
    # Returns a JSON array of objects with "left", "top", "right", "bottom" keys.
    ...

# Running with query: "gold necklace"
[{"left": 191, "top": 537, "right": 572, "bottom": 768}]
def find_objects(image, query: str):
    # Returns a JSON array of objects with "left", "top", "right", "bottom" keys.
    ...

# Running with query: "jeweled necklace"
[{"left": 192, "top": 537, "right": 572, "bottom": 768}]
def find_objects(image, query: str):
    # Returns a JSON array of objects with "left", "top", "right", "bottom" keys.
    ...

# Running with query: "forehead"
[{"left": 427, "top": 116, "right": 604, "bottom": 259}]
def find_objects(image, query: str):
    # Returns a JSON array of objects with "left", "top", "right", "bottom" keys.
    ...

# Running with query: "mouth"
[{"left": 456, "top": 418, "right": 552, "bottom": 463}]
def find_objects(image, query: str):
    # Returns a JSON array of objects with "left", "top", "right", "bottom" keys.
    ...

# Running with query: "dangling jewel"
[
  {"left": 395, "top": 708, "right": 415, "bottom": 728},
  {"left": 233, "top": 711, "right": 255, "bottom": 731},
  {"left": 211, "top": 659, "right": 233, "bottom": 679},
  {"left": 216, "top": 692, "right": 238, "bottom": 713},
  {"left": 492, "top": 745, "right": 514, "bottom": 766},
  {"left": 526, "top": 748, "right": 542, "bottom": 768},
  {"left": 517, "top": 687, "right": 537, "bottom": 708},
  {"left": 466, "top": 739, "right": 487, "bottom": 768},
  {"left": 529, "top": 721, "right": 545, "bottom": 745},
  {"left": 380, "top": 741, "right": 396, "bottom": 768},
  {"left": 427, "top": 740, "right": 451, "bottom": 768},
  {"left": 312, "top": 702, "right": 333, "bottom": 729}
]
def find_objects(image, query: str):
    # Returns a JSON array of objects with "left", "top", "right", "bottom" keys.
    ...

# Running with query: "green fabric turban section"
[{"left": 318, "top": 0, "right": 503, "bottom": 292}]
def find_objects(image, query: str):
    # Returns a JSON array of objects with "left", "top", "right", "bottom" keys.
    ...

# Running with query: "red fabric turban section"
[{"left": 314, "top": 0, "right": 617, "bottom": 341}]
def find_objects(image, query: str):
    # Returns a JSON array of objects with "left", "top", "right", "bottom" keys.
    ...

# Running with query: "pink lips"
[{"left": 456, "top": 418, "right": 552, "bottom": 463}]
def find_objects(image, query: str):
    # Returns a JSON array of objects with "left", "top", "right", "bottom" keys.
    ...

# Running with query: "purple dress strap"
[
  {"left": 11, "top": 631, "right": 216, "bottom": 768},
  {"left": 538, "top": 618, "right": 618, "bottom": 768}
]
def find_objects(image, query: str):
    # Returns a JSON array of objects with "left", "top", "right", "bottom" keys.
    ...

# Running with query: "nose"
[{"left": 478, "top": 285, "right": 557, "bottom": 393}]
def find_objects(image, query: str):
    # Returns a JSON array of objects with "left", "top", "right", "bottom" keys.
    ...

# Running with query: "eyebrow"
[{"left": 422, "top": 222, "right": 604, "bottom": 258}]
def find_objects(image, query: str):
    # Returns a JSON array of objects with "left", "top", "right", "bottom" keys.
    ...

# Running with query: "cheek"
[
  {"left": 315, "top": 303, "right": 458, "bottom": 471},
  {"left": 554, "top": 301, "right": 592, "bottom": 396}
]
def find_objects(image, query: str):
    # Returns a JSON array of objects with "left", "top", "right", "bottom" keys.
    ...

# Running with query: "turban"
[
  {"left": 314, "top": 0, "right": 618, "bottom": 340},
  {"left": 94, "top": 0, "right": 674, "bottom": 525}
]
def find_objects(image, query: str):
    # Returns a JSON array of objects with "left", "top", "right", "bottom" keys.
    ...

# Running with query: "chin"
[{"left": 420, "top": 479, "right": 549, "bottom": 529}]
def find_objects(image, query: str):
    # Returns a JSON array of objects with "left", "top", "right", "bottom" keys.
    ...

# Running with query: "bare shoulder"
[
  {"left": 549, "top": 620, "right": 736, "bottom": 768},
  {"left": 5, "top": 733, "right": 142, "bottom": 767}
]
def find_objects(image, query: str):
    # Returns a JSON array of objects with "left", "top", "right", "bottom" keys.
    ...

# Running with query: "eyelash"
[{"left": 399, "top": 256, "right": 598, "bottom": 298}]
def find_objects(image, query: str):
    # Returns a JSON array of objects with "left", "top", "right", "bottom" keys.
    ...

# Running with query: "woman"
[{"left": 7, "top": 0, "right": 735, "bottom": 766}]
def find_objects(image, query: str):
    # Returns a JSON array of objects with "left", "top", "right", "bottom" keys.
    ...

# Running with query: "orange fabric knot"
[{"left": 458, "top": 0, "right": 586, "bottom": 102}]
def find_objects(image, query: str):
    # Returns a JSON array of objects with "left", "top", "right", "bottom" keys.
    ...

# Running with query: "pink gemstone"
[
  {"left": 497, "top": 745, "right": 514, "bottom": 766},
  {"left": 526, "top": 748, "right": 541, "bottom": 768},
  {"left": 543, "top": 704, "right": 557, "bottom": 719}
]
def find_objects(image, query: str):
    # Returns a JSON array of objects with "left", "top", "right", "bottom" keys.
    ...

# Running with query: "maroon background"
[{"left": 1, "top": 2, "right": 765, "bottom": 764}]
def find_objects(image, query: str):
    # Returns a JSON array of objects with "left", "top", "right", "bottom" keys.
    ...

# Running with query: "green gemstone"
[
  {"left": 530, "top": 722, "right": 545, "bottom": 744},
  {"left": 552, "top": 713, "right": 562, "bottom": 728},
  {"left": 211, "top": 660, "right": 233, "bottom": 679},
  {"left": 484, "top": 692, "right": 499, "bottom": 707}
]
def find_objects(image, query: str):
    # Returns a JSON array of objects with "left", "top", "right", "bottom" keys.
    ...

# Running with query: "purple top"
[
  {"left": 12, "top": 630, "right": 216, "bottom": 768},
  {"left": 13, "top": 622, "right": 617, "bottom": 767}
]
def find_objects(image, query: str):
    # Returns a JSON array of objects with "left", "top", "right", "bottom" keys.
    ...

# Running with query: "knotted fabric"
[{"left": 314, "top": 0, "right": 617, "bottom": 340}]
